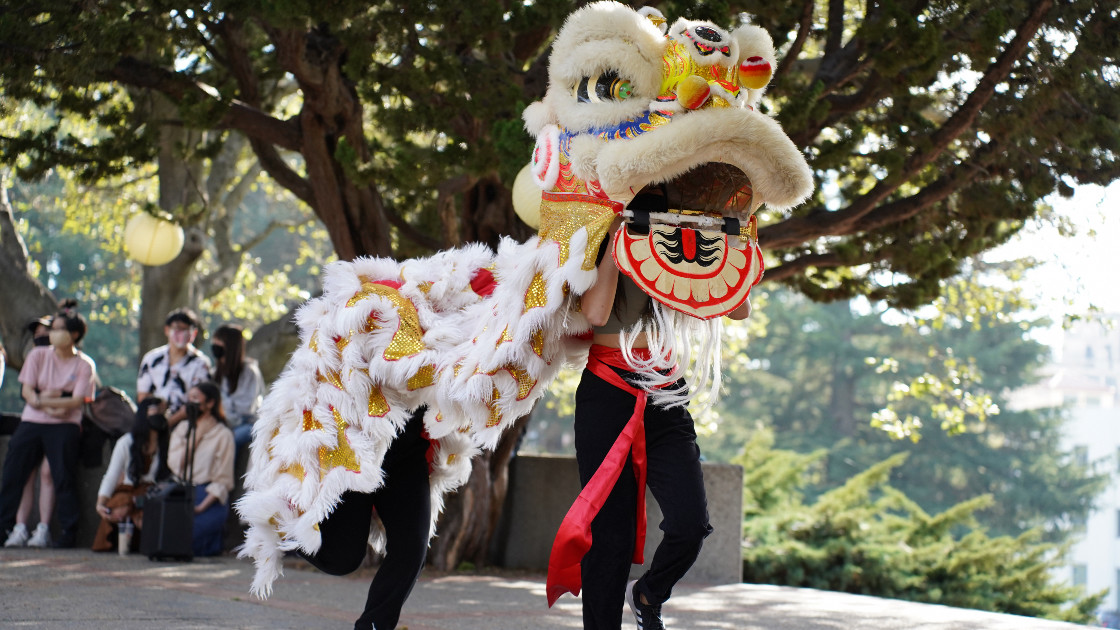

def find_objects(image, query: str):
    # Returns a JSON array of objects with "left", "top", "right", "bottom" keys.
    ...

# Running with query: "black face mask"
[
  {"left": 211, "top": 344, "right": 225, "bottom": 361},
  {"left": 33, "top": 336, "right": 50, "bottom": 347}
]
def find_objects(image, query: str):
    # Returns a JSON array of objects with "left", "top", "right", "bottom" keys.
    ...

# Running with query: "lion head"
[{"left": 520, "top": 1, "right": 813, "bottom": 320}]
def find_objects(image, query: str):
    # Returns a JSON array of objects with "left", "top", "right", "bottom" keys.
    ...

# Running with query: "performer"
[
  {"left": 296, "top": 406, "right": 431, "bottom": 630},
  {"left": 564, "top": 220, "right": 751, "bottom": 630}
]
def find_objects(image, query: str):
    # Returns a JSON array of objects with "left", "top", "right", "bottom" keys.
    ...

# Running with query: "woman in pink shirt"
[{"left": 0, "top": 300, "right": 96, "bottom": 549}]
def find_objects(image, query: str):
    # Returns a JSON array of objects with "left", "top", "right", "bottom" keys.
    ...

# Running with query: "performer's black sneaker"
[{"left": 626, "top": 579, "right": 666, "bottom": 630}]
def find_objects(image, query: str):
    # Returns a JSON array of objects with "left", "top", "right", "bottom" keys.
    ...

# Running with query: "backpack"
[{"left": 84, "top": 386, "right": 138, "bottom": 439}]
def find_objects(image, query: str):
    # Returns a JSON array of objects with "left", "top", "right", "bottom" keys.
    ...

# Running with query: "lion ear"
[
  {"left": 732, "top": 25, "right": 777, "bottom": 102},
  {"left": 522, "top": 101, "right": 557, "bottom": 136}
]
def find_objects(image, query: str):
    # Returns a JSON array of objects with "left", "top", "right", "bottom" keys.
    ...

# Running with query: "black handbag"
[{"left": 140, "top": 416, "right": 198, "bottom": 561}]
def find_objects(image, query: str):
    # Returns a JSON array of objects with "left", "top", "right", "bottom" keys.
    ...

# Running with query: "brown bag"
[{"left": 90, "top": 482, "right": 151, "bottom": 552}]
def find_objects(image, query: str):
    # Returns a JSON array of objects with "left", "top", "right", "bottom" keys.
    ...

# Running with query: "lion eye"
[{"left": 573, "top": 71, "right": 632, "bottom": 103}]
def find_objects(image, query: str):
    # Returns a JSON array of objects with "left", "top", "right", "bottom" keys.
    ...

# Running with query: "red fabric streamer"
[{"left": 546, "top": 345, "right": 651, "bottom": 607}]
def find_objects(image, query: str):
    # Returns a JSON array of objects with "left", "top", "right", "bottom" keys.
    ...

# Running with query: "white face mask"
[
  {"left": 49, "top": 329, "right": 72, "bottom": 348},
  {"left": 170, "top": 329, "right": 194, "bottom": 349}
]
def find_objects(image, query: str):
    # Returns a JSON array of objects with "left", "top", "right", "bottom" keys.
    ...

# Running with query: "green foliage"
[
  {"left": 1, "top": 1, "right": 1115, "bottom": 301},
  {"left": 739, "top": 432, "right": 1106, "bottom": 623},
  {"left": 702, "top": 273, "right": 1108, "bottom": 541}
]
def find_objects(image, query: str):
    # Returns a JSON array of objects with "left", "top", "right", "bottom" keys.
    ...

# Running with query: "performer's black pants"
[
  {"left": 0, "top": 421, "right": 81, "bottom": 546},
  {"left": 300, "top": 408, "right": 431, "bottom": 630},
  {"left": 574, "top": 368, "right": 712, "bottom": 630}
]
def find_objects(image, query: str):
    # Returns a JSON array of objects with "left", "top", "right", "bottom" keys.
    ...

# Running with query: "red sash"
[{"left": 546, "top": 345, "right": 653, "bottom": 607}]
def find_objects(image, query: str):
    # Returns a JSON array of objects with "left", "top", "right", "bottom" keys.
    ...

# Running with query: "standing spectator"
[
  {"left": 137, "top": 308, "right": 212, "bottom": 429},
  {"left": 0, "top": 299, "right": 96, "bottom": 549},
  {"left": 27, "top": 315, "right": 52, "bottom": 348},
  {"left": 167, "top": 382, "right": 234, "bottom": 557},
  {"left": 91, "top": 397, "right": 172, "bottom": 552},
  {"left": 210, "top": 324, "right": 264, "bottom": 450},
  {"left": 14, "top": 315, "right": 57, "bottom": 548}
]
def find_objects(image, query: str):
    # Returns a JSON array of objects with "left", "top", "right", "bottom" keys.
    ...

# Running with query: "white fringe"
[{"left": 617, "top": 301, "right": 722, "bottom": 412}]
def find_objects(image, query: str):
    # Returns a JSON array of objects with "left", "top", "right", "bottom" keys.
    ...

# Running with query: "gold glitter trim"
[
  {"left": 319, "top": 406, "right": 361, "bottom": 474},
  {"left": 496, "top": 326, "right": 513, "bottom": 348},
  {"left": 502, "top": 365, "right": 537, "bottom": 401},
  {"left": 524, "top": 272, "right": 547, "bottom": 312},
  {"left": 308, "top": 330, "right": 319, "bottom": 352},
  {"left": 407, "top": 364, "right": 436, "bottom": 391},
  {"left": 280, "top": 462, "right": 306, "bottom": 482},
  {"left": 348, "top": 278, "right": 425, "bottom": 360},
  {"left": 302, "top": 409, "right": 323, "bottom": 432},
  {"left": 487, "top": 387, "right": 503, "bottom": 428},
  {"left": 368, "top": 385, "right": 390, "bottom": 417},
  {"left": 316, "top": 369, "right": 345, "bottom": 391},
  {"left": 446, "top": 453, "right": 457, "bottom": 465},
  {"left": 538, "top": 193, "right": 620, "bottom": 269},
  {"left": 335, "top": 333, "right": 351, "bottom": 353},
  {"left": 530, "top": 329, "right": 545, "bottom": 357}
]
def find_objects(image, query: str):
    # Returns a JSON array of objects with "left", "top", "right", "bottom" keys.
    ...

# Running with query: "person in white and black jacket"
[{"left": 137, "top": 308, "right": 212, "bottom": 430}]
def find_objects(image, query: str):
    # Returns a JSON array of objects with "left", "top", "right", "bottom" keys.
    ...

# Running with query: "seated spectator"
[
  {"left": 210, "top": 324, "right": 264, "bottom": 450},
  {"left": 137, "top": 308, "right": 212, "bottom": 430},
  {"left": 1, "top": 300, "right": 95, "bottom": 549},
  {"left": 91, "top": 398, "right": 172, "bottom": 552},
  {"left": 166, "top": 382, "right": 234, "bottom": 557}
]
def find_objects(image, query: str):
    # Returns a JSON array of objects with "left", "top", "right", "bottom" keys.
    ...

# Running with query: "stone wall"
[{"left": 492, "top": 454, "right": 743, "bottom": 585}]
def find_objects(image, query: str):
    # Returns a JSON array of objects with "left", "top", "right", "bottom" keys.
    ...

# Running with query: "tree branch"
[
  {"left": 763, "top": 0, "right": 1054, "bottom": 249},
  {"left": 764, "top": 252, "right": 852, "bottom": 283},
  {"left": 383, "top": 199, "right": 443, "bottom": 252},
  {"left": 239, "top": 217, "right": 315, "bottom": 254},
  {"left": 105, "top": 56, "right": 302, "bottom": 152},
  {"left": 249, "top": 139, "right": 313, "bottom": 205},
  {"left": 774, "top": 0, "right": 815, "bottom": 81}
]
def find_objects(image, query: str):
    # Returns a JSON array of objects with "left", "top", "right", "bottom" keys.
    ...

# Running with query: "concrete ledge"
[{"left": 493, "top": 454, "right": 743, "bottom": 585}]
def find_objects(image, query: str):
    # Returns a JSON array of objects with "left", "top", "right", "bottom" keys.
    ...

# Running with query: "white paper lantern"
[
  {"left": 123, "top": 212, "right": 185, "bottom": 266},
  {"left": 512, "top": 163, "right": 543, "bottom": 229}
]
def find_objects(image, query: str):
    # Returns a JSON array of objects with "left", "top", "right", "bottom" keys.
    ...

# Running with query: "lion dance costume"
[{"left": 236, "top": 1, "right": 813, "bottom": 609}]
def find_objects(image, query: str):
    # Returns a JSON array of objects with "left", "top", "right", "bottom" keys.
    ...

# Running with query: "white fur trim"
[
  {"left": 237, "top": 232, "right": 598, "bottom": 597},
  {"left": 531, "top": 125, "right": 561, "bottom": 190},
  {"left": 593, "top": 107, "right": 813, "bottom": 210}
]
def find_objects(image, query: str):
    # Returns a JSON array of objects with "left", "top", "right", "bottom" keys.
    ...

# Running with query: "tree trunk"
[
  {"left": 0, "top": 177, "right": 57, "bottom": 368},
  {"left": 137, "top": 102, "right": 207, "bottom": 356},
  {"left": 429, "top": 414, "right": 529, "bottom": 570},
  {"left": 246, "top": 312, "right": 301, "bottom": 383}
]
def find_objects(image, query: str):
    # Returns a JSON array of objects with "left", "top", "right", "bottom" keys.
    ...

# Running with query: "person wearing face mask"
[
  {"left": 1, "top": 299, "right": 96, "bottom": 549},
  {"left": 166, "top": 381, "right": 235, "bottom": 556},
  {"left": 209, "top": 324, "right": 264, "bottom": 451},
  {"left": 137, "top": 308, "right": 212, "bottom": 430},
  {"left": 27, "top": 315, "right": 52, "bottom": 349},
  {"left": 9, "top": 315, "right": 58, "bottom": 548}
]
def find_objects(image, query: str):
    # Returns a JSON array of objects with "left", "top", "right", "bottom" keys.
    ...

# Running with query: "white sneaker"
[
  {"left": 4, "top": 524, "right": 29, "bottom": 547},
  {"left": 27, "top": 523, "right": 50, "bottom": 548}
]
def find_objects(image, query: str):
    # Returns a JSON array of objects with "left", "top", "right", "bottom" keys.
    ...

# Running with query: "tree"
[
  {"left": 737, "top": 430, "right": 1105, "bottom": 623},
  {"left": 1, "top": 0, "right": 1117, "bottom": 568},
  {"left": 701, "top": 274, "right": 1109, "bottom": 540}
]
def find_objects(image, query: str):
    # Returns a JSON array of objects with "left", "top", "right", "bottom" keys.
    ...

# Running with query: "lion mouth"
[{"left": 625, "top": 162, "right": 754, "bottom": 219}]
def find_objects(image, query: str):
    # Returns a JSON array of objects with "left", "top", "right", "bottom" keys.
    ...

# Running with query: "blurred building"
[{"left": 1009, "top": 316, "right": 1120, "bottom": 620}]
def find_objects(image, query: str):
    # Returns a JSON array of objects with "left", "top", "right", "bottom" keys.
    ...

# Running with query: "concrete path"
[{"left": 0, "top": 548, "right": 1091, "bottom": 629}]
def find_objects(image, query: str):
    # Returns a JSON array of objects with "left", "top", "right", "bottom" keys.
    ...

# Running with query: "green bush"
[{"left": 738, "top": 430, "right": 1104, "bottom": 624}]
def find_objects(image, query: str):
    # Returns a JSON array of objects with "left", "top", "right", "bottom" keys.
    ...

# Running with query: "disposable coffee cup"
[{"left": 118, "top": 521, "right": 134, "bottom": 556}]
